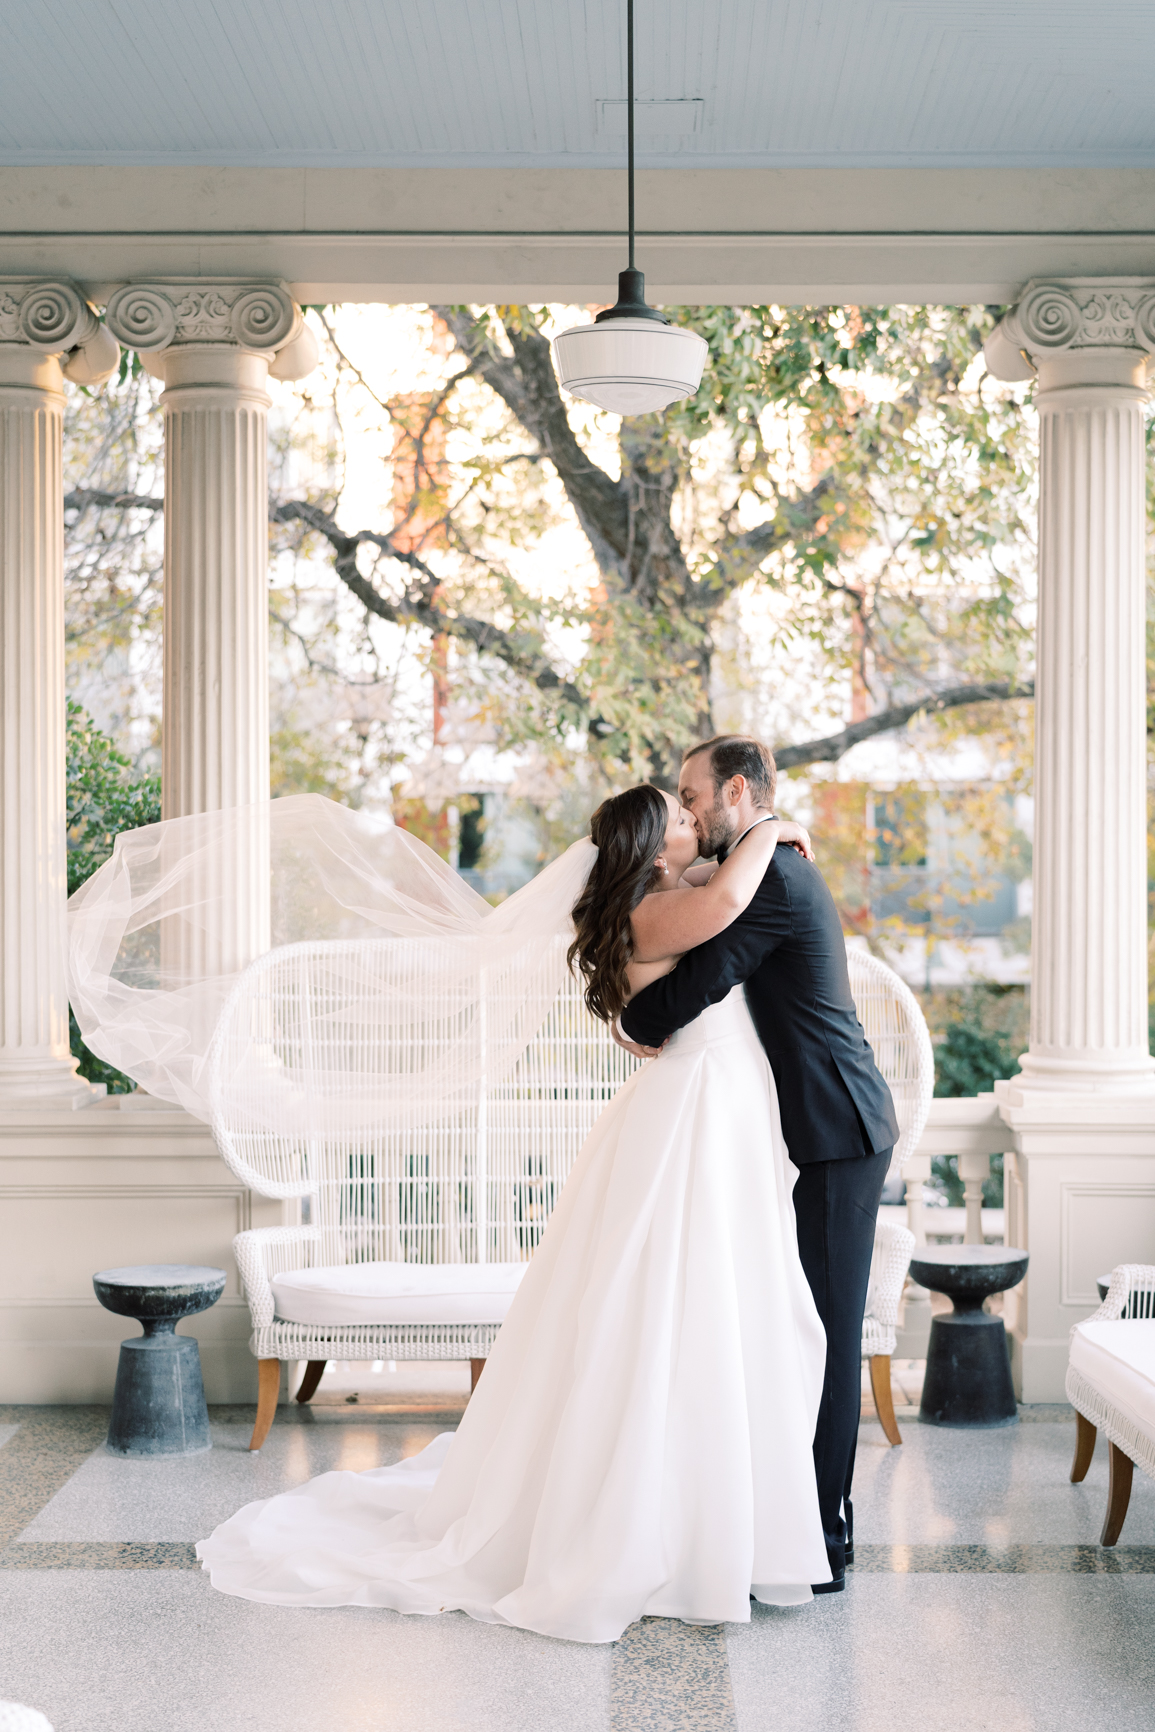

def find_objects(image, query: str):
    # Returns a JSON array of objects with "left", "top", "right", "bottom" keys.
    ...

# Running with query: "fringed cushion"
[{"left": 1067, "top": 1319, "right": 1155, "bottom": 1482}]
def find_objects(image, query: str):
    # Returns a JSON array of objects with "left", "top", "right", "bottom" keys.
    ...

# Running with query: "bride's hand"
[
  {"left": 612, "top": 1020, "right": 664, "bottom": 1060},
  {"left": 776, "top": 821, "right": 814, "bottom": 862}
]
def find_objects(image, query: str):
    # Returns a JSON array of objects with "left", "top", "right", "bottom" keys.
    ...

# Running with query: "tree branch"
[
  {"left": 269, "top": 499, "right": 585, "bottom": 713},
  {"left": 62, "top": 484, "right": 585, "bottom": 711},
  {"left": 710, "top": 475, "right": 843, "bottom": 589},
  {"left": 432, "top": 307, "right": 630, "bottom": 573},
  {"left": 65, "top": 486, "right": 1037, "bottom": 769},
  {"left": 64, "top": 488, "right": 164, "bottom": 514},
  {"left": 774, "top": 681, "right": 1035, "bottom": 769}
]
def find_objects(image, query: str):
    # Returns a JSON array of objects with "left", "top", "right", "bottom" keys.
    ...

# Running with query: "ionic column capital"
[
  {"left": 104, "top": 280, "right": 318, "bottom": 382},
  {"left": 0, "top": 277, "right": 119, "bottom": 386},
  {"left": 985, "top": 279, "right": 1155, "bottom": 389}
]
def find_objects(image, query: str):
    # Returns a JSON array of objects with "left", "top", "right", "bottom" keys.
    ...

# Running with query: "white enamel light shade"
[{"left": 552, "top": 318, "right": 708, "bottom": 415}]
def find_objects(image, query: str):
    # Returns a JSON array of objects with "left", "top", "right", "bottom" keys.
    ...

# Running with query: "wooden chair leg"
[
  {"left": 295, "top": 1359, "right": 327, "bottom": 1405},
  {"left": 470, "top": 1357, "right": 485, "bottom": 1394},
  {"left": 1101, "top": 1441, "right": 1134, "bottom": 1546},
  {"left": 869, "top": 1354, "right": 903, "bottom": 1446},
  {"left": 249, "top": 1359, "right": 281, "bottom": 1453},
  {"left": 1070, "top": 1410, "right": 1097, "bottom": 1482}
]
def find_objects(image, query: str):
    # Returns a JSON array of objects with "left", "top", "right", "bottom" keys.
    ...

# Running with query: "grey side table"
[
  {"left": 93, "top": 1264, "right": 225, "bottom": 1457},
  {"left": 909, "top": 1244, "right": 1029, "bottom": 1428}
]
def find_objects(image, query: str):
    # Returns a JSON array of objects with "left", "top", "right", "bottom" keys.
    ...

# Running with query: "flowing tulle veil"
[{"left": 66, "top": 794, "right": 598, "bottom": 1127}]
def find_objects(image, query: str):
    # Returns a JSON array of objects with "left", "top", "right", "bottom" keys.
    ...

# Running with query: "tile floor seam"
[
  {"left": 610, "top": 1618, "right": 736, "bottom": 1732},
  {"left": 851, "top": 1542, "right": 1155, "bottom": 1573},
  {"left": 0, "top": 1540, "right": 200, "bottom": 1569},
  {"left": 0, "top": 1408, "right": 108, "bottom": 1547}
]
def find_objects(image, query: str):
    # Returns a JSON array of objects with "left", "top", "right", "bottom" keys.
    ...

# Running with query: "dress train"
[{"left": 197, "top": 987, "right": 830, "bottom": 1643}]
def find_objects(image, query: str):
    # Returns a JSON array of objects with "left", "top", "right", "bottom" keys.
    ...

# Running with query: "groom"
[{"left": 618, "top": 734, "right": 899, "bottom": 1593}]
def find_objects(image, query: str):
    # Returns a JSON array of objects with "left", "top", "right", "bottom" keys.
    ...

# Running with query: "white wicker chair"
[
  {"left": 1066, "top": 1264, "right": 1155, "bottom": 1544},
  {"left": 209, "top": 935, "right": 638, "bottom": 1449},
  {"left": 846, "top": 946, "right": 934, "bottom": 1445},
  {"left": 212, "top": 929, "right": 933, "bottom": 1452}
]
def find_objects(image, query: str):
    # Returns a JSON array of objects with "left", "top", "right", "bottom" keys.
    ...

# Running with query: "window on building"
[{"left": 458, "top": 796, "right": 486, "bottom": 872}]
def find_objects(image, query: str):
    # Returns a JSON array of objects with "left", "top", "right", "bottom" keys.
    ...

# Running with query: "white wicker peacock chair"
[
  {"left": 208, "top": 934, "right": 639, "bottom": 1449},
  {"left": 212, "top": 930, "right": 932, "bottom": 1453},
  {"left": 846, "top": 945, "right": 934, "bottom": 1445}
]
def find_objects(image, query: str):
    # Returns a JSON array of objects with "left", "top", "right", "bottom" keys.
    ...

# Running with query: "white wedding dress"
[{"left": 197, "top": 986, "right": 831, "bottom": 1642}]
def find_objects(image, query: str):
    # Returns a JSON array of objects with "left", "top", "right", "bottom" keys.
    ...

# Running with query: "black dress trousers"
[{"left": 792, "top": 1145, "right": 893, "bottom": 1572}]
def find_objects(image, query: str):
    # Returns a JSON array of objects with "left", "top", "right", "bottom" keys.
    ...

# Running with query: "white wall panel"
[{"left": 0, "top": 1099, "right": 283, "bottom": 1403}]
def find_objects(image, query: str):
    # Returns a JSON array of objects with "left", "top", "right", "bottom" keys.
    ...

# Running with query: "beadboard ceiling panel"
[{"left": 0, "top": 0, "right": 1153, "bottom": 168}]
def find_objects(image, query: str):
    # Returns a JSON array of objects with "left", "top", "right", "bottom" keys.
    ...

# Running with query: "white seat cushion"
[
  {"left": 1069, "top": 1319, "right": 1155, "bottom": 1440},
  {"left": 271, "top": 1261, "right": 528, "bottom": 1327}
]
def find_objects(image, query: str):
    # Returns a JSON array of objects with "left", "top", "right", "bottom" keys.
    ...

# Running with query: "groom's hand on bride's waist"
[{"left": 612, "top": 1019, "right": 665, "bottom": 1060}]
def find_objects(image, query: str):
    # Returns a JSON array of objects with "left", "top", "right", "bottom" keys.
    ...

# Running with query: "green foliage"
[
  {"left": 923, "top": 984, "right": 1026, "bottom": 1208},
  {"left": 115, "top": 348, "right": 144, "bottom": 386},
  {"left": 66, "top": 701, "right": 160, "bottom": 1090},
  {"left": 930, "top": 1153, "right": 1005, "bottom": 1211},
  {"left": 929, "top": 984, "right": 1025, "bottom": 1099},
  {"left": 664, "top": 303, "right": 1035, "bottom": 687},
  {"left": 66, "top": 700, "right": 161, "bottom": 896},
  {"left": 934, "top": 1021, "right": 1019, "bottom": 1097}
]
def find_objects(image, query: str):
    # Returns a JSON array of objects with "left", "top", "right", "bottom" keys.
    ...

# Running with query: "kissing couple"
[{"left": 197, "top": 732, "right": 899, "bottom": 1642}]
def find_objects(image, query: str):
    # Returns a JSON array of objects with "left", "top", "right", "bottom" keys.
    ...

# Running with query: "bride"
[{"left": 196, "top": 785, "right": 832, "bottom": 1641}]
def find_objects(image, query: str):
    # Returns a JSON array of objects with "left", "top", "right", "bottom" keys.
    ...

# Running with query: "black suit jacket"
[{"left": 620, "top": 842, "right": 899, "bottom": 1166}]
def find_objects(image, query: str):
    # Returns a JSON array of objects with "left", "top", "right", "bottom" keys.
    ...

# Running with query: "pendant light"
[{"left": 551, "top": 0, "right": 707, "bottom": 416}]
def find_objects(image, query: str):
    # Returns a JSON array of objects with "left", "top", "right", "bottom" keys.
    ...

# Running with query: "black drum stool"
[
  {"left": 93, "top": 1264, "right": 226, "bottom": 1457},
  {"left": 910, "top": 1244, "right": 1029, "bottom": 1428}
]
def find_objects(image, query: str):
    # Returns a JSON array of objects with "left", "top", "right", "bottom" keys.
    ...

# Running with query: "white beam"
[{"left": 5, "top": 167, "right": 1155, "bottom": 304}]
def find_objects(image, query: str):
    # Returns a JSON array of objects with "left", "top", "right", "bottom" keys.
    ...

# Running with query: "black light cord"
[
  {"left": 594, "top": 0, "right": 665, "bottom": 323},
  {"left": 627, "top": 0, "right": 635, "bottom": 272}
]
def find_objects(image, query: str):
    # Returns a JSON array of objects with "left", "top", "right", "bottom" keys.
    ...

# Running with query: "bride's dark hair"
[{"left": 568, "top": 784, "right": 669, "bottom": 1024}]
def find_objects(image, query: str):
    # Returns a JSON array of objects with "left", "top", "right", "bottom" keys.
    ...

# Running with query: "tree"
[
  {"left": 60, "top": 300, "right": 1044, "bottom": 927},
  {"left": 62, "top": 304, "right": 1039, "bottom": 786},
  {"left": 271, "top": 304, "right": 1037, "bottom": 789}
]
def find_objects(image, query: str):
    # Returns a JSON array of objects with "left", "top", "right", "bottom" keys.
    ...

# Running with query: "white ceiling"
[{"left": 2, "top": 0, "right": 1154, "bottom": 169}]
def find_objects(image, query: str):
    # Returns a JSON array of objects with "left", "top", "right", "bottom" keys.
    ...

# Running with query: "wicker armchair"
[
  {"left": 862, "top": 1220, "right": 917, "bottom": 1444},
  {"left": 846, "top": 946, "right": 934, "bottom": 1446},
  {"left": 209, "top": 936, "right": 638, "bottom": 1449},
  {"left": 1066, "top": 1264, "right": 1155, "bottom": 1544}
]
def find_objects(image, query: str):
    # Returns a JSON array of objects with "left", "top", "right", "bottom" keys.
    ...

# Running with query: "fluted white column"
[
  {"left": 987, "top": 283, "right": 1155, "bottom": 1094},
  {"left": 0, "top": 347, "right": 85, "bottom": 1103},
  {"left": 104, "top": 283, "right": 317, "bottom": 975},
  {"left": 160, "top": 343, "right": 273, "bottom": 819},
  {"left": 0, "top": 282, "right": 118, "bottom": 1107}
]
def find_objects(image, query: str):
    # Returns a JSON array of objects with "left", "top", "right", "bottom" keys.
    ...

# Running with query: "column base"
[
  {"left": 998, "top": 1055, "right": 1155, "bottom": 1103},
  {"left": 0, "top": 1056, "right": 105, "bottom": 1110}
]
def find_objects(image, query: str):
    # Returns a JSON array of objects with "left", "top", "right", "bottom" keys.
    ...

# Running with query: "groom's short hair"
[{"left": 683, "top": 735, "right": 777, "bottom": 809}]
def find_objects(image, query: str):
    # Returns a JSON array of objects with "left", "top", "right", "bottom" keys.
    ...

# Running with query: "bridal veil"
[{"left": 66, "top": 794, "right": 597, "bottom": 1130}]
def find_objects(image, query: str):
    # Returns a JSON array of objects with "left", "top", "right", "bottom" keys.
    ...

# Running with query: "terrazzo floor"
[{"left": 0, "top": 1395, "right": 1151, "bottom": 1732}]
